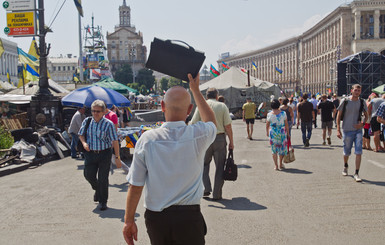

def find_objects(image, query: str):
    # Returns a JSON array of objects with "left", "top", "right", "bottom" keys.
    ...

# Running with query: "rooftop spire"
[{"left": 123, "top": 0, "right": 127, "bottom": 6}]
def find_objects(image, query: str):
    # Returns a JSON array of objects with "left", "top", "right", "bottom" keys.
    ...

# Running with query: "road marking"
[{"left": 368, "top": 160, "right": 385, "bottom": 169}]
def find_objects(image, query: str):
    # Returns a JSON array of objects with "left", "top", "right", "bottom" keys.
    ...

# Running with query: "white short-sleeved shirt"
[{"left": 127, "top": 121, "right": 217, "bottom": 212}]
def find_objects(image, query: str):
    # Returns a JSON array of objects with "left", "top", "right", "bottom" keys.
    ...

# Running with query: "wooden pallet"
[{"left": 0, "top": 118, "right": 23, "bottom": 130}]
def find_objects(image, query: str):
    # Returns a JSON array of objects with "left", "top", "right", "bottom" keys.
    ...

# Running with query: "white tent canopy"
[{"left": 198, "top": 67, "right": 281, "bottom": 111}]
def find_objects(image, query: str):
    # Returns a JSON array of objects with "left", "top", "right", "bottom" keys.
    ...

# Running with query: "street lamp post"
[
  {"left": 29, "top": 0, "right": 62, "bottom": 130},
  {"left": 130, "top": 43, "right": 136, "bottom": 84}
]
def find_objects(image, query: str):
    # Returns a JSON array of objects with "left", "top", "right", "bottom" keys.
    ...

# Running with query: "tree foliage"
[
  {"left": 136, "top": 68, "right": 155, "bottom": 91},
  {"left": 114, "top": 64, "right": 133, "bottom": 84}
]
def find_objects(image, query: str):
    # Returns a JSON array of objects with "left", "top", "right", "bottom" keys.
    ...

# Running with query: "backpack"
[{"left": 340, "top": 98, "right": 364, "bottom": 122}]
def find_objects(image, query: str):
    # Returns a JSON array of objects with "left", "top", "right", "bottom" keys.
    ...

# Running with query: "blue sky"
[{"left": 1, "top": 0, "right": 350, "bottom": 69}]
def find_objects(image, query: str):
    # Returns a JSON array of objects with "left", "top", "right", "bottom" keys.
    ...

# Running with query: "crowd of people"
[
  {"left": 263, "top": 84, "right": 385, "bottom": 182},
  {"left": 67, "top": 74, "right": 385, "bottom": 244}
]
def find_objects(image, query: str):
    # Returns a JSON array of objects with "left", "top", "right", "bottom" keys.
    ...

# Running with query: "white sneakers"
[
  {"left": 342, "top": 167, "right": 348, "bottom": 176},
  {"left": 342, "top": 166, "right": 362, "bottom": 182},
  {"left": 354, "top": 174, "right": 362, "bottom": 182}
]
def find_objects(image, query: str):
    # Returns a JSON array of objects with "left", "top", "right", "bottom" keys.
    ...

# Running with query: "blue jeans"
[
  {"left": 301, "top": 121, "right": 312, "bottom": 144},
  {"left": 343, "top": 130, "right": 363, "bottom": 156},
  {"left": 70, "top": 133, "right": 79, "bottom": 158}
]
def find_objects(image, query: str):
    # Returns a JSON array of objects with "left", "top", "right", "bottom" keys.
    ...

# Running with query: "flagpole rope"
[
  {"left": 48, "top": 0, "right": 68, "bottom": 29},
  {"left": 48, "top": 0, "right": 63, "bottom": 26}
]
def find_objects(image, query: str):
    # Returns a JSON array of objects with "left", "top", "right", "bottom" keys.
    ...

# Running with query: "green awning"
[{"left": 93, "top": 78, "right": 138, "bottom": 94}]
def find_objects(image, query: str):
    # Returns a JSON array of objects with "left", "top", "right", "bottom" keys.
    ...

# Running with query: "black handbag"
[
  {"left": 146, "top": 37, "right": 206, "bottom": 81},
  {"left": 223, "top": 149, "right": 237, "bottom": 181},
  {"left": 77, "top": 117, "right": 92, "bottom": 153}
]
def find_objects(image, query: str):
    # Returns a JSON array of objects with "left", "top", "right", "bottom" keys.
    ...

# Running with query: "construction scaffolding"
[{"left": 337, "top": 51, "right": 385, "bottom": 98}]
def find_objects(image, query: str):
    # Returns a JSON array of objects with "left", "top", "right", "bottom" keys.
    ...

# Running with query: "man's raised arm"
[{"left": 188, "top": 73, "right": 216, "bottom": 125}]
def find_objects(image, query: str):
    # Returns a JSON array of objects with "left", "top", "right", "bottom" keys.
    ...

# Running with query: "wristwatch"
[{"left": 115, "top": 155, "right": 120, "bottom": 159}]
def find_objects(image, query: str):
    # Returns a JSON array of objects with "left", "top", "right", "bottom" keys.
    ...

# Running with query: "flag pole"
[{"left": 78, "top": 12, "right": 84, "bottom": 85}]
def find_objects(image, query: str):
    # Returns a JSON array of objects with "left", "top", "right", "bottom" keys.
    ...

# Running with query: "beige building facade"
[
  {"left": 47, "top": 56, "right": 78, "bottom": 83},
  {"left": 0, "top": 38, "right": 18, "bottom": 86},
  {"left": 106, "top": 0, "right": 147, "bottom": 79},
  {"left": 220, "top": 0, "right": 385, "bottom": 95}
]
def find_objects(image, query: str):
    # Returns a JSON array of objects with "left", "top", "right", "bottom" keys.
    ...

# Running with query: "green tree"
[
  {"left": 160, "top": 77, "right": 169, "bottom": 92},
  {"left": 0, "top": 125, "right": 14, "bottom": 157},
  {"left": 169, "top": 77, "right": 189, "bottom": 89},
  {"left": 127, "top": 83, "right": 140, "bottom": 91},
  {"left": 114, "top": 64, "right": 133, "bottom": 84},
  {"left": 136, "top": 68, "right": 155, "bottom": 91},
  {"left": 139, "top": 85, "right": 147, "bottom": 95}
]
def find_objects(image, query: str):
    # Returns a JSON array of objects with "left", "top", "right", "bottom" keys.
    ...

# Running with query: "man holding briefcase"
[{"left": 191, "top": 87, "right": 234, "bottom": 201}]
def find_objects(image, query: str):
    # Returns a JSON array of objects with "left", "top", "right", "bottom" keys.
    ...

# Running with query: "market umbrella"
[
  {"left": 61, "top": 85, "right": 131, "bottom": 108},
  {"left": 94, "top": 78, "right": 138, "bottom": 94},
  {"left": 372, "top": 84, "right": 385, "bottom": 95}
]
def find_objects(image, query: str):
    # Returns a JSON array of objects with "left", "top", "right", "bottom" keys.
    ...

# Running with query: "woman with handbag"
[{"left": 266, "top": 99, "right": 290, "bottom": 170}]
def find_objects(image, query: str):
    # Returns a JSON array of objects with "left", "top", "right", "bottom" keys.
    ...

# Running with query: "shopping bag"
[
  {"left": 223, "top": 149, "right": 238, "bottom": 181},
  {"left": 283, "top": 137, "right": 295, "bottom": 163}
]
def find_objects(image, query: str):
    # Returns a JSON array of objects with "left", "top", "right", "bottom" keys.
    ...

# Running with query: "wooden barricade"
[{"left": 0, "top": 118, "right": 23, "bottom": 130}]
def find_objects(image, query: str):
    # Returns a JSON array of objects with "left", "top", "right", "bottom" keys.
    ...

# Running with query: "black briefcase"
[
  {"left": 223, "top": 149, "right": 238, "bottom": 181},
  {"left": 146, "top": 38, "right": 206, "bottom": 81}
]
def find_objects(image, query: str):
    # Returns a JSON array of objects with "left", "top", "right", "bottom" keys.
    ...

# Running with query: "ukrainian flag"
[
  {"left": 275, "top": 66, "right": 283, "bottom": 74},
  {"left": 25, "top": 64, "right": 39, "bottom": 81},
  {"left": 252, "top": 62, "right": 257, "bottom": 70},
  {"left": 73, "top": 0, "right": 84, "bottom": 17}
]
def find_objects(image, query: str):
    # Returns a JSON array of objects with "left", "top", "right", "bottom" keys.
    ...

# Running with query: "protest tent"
[{"left": 199, "top": 67, "right": 281, "bottom": 112}]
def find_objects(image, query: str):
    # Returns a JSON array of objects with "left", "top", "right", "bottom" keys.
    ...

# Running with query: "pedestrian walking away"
[
  {"left": 332, "top": 94, "right": 340, "bottom": 127},
  {"left": 318, "top": 94, "right": 336, "bottom": 145},
  {"left": 297, "top": 94, "right": 315, "bottom": 147},
  {"left": 123, "top": 74, "right": 217, "bottom": 245},
  {"left": 310, "top": 94, "right": 318, "bottom": 128},
  {"left": 191, "top": 87, "right": 234, "bottom": 201},
  {"left": 242, "top": 97, "right": 257, "bottom": 140},
  {"left": 78, "top": 100, "right": 122, "bottom": 211},
  {"left": 266, "top": 99, "right": 290, "bottom": 170},
  {"left": 68, "top": 107, "right": 86, "bottom": 158},
  {"left": 336, "top": 84, "right": 368, "bottom": 182},
  {"left": 280, "top": 98, "right": 294, "bottom": 136},
  {"left": 368, "top": 93, "right": 385, "bottom": 152}
]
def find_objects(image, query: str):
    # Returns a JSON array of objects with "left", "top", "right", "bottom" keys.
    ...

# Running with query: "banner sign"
[
  {"left": 2, "top": 0, "right": 35, "bottom": 11},
  {"left": 6, "top": 11, "right": 36, "bottom": 36}
]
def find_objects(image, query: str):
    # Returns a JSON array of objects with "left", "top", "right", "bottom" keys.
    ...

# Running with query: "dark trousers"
[
  {"left": 83, "top": 149, "right": 112, "bottom": 204},
  {"left": 145, "top": 205, "right": 206, "bottom": 245},
  {"left": 301, "top": 121, "right": 313, "bottom": 144},
  {"left": 70, "top": 133, "right": 79, "bottom": 158},
  {"left": 203, "top": 134, "right": 227, "bottom": 199}
]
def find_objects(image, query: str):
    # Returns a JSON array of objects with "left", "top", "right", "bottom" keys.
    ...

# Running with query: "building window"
[
  {"left": 63, "top": 66, "right": 66, "bottom": 71},
  {"left": 58, "top": 66, "right": 61, "bottom": 71},
  {"left": 53, "top": 66, "right": 56, "bottom": 71}
]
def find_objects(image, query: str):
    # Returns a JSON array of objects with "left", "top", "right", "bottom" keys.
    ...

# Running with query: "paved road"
[{"left": 1, "top": 119, "right": 385, "bottom": 245}]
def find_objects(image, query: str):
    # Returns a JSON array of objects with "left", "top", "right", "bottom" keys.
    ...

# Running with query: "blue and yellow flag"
[
  {"left": 25, "top": 64, "right": 39, "bottom": 81},
  {"left": 252, "top": 61, "right": 258, "bottom": 70},
  {"left": 73, "top": 0, "right": 84, "bottom": 17},
  {"left": 0, "top": 38, "right": 4, "bottom": 58},
  {"left": 18, "top": 47, "right": 39, "bottom": 66},
  {"left": 275, "top": 66, "right": 283, "bottom": 74}
]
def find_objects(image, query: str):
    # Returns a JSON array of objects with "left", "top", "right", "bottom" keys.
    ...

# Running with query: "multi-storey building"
[
  {"left": 47, "top": 56, "right": 78, "bottom": 83},
  {"left": 0, "top": 38, "right": 18, "bottom": 86},
  {"left": 106, "top": 0, "right": 147, "bottom": 80},
  {"left": 220, "top": 0, "right": 385, "bottom": 96}
]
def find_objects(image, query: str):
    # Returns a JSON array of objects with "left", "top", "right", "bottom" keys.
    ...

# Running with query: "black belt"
[
  {"left": 89, "top": 148, "right": 110, "bottom": 154},
  {"left": 217, "top": 133, "right": 225, "bottom": 135},
  {"left": 147, "top": 205, "right": 200, "bottom": 213}
]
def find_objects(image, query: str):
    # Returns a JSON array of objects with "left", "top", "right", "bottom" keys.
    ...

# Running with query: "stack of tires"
[{"left": 10, "top": 128, "right": 39, "bottom": 144}]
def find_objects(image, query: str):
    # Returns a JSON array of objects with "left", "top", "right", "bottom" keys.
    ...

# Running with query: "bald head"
[{"left": 162, "top": 86, "right": 192, "bottom": 121}]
